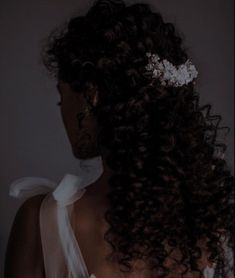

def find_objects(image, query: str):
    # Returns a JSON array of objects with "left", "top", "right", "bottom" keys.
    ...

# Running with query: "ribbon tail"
[{"left": 9, "top": 177, "right": 57, "bottom": 199}]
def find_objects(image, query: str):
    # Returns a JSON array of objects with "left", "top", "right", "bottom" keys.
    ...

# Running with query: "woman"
[{"left": 4, "top": 0, "right": 234, "bottom": 277}]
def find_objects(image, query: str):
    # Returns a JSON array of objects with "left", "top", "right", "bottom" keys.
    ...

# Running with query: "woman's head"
[
  {"left": 42, "top": 0, "right": 189, "bottom": 160},
  {"left": 41, "top": 0, "right": 234, "bottom": 277},
  {"left": 56, "top": 80, "right": 100, "bottom": 159}
]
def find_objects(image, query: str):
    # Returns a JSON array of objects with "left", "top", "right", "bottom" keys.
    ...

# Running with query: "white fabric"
[
  {"left": 9, "top": 155, "right": 233, "bottom": 278},
  {"left": 204, "top": 264, "right": 216, "bottom": 278},
  {"left": 9, "top": 155, "right": 104, "bottom": 278}
]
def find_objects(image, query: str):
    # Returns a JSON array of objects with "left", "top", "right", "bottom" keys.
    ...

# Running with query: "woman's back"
[{"left": 5, "top": 174, "right": 234, "bottom": 278}]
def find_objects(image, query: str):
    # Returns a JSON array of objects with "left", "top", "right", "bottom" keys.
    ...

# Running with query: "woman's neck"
[{"left": 84, "top": 155, "right": 113, "bottom": 204}]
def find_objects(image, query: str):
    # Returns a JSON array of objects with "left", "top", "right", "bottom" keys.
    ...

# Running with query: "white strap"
[
  {"left": 52, "top": 174, "right": 86, "bottom": 207},
  {"left": 52, "top": 174, "right": 93, "bottom": 278},
  {"left": 9, "top": 177, "right": 57, "bottom": 199},
  {"left": 56, "top": 205, "right": 91, "bottom": 278},
  {"left": 9, "top": 170, "right": 102, "bottom": 278}
]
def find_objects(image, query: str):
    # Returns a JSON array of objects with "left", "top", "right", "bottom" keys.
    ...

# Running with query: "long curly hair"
[{"left": 41, "top": 1, "right": 234, "bottom": 277}]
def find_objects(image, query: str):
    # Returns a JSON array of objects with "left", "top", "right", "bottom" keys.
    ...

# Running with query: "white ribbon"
[
  {"left": 9, "top": 176, "right": 57, "bottom": 198},
  {"left": 9, "top": 155, "right": 104, "bottom": 278}
]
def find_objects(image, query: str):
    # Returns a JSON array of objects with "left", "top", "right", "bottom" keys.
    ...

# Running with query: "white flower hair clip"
[{"left": 145, "top": 52, "right": 198, "bottom": 87}]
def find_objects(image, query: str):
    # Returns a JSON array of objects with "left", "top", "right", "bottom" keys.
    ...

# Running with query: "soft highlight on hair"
[{"left": 41, "top": 1, "right": 234, "bottom": 277}]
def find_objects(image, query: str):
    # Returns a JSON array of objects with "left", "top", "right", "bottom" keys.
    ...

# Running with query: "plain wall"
[{"left": 0, "top": 0, "right": 234, "bottom": 275}]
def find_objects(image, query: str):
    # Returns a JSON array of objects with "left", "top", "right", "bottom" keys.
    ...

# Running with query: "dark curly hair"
[{"left": 40, "top": 0, "right": 234, "bottom": 277}]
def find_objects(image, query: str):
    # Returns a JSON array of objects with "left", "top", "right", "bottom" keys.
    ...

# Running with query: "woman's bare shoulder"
[
  {"left": 19, "top": 194, "right": 47, "bottom": 211},
  {"left": 4, "top": 194, "right": 47, "bottom": 278}
]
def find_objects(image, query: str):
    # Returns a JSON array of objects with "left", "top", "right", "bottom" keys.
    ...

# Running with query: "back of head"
[{"left": 41, "top": 1, "right": 235, "bottom": 277}]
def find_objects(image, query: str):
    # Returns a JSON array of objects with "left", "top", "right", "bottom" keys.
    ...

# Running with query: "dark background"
[{"left": 0, "top": 0, "right": 234, "bottom": 275}]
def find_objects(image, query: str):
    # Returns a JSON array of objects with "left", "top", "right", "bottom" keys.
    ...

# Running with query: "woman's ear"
[{"left": 84, "top": 83, "right": 99, "bottom": 108}]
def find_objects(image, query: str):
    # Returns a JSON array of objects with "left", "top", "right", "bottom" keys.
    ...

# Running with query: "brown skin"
[
  {"left": 4, "top": 81, "right": 115, "bottom": 278},
  {"left": 4, "top": 195, "right": 46, "bottom": 278},
  {"left": 4, "top": 81, "right": 214, "bottom": 277},
  {"left": 56, "top": 81, "right": 215, "bottom": 277},
  {"left": 57, "top": 80, "right": 113, "bottom": 204},
  {"left": 57, "top": 80, "right": 100, "bottom": 159}
]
